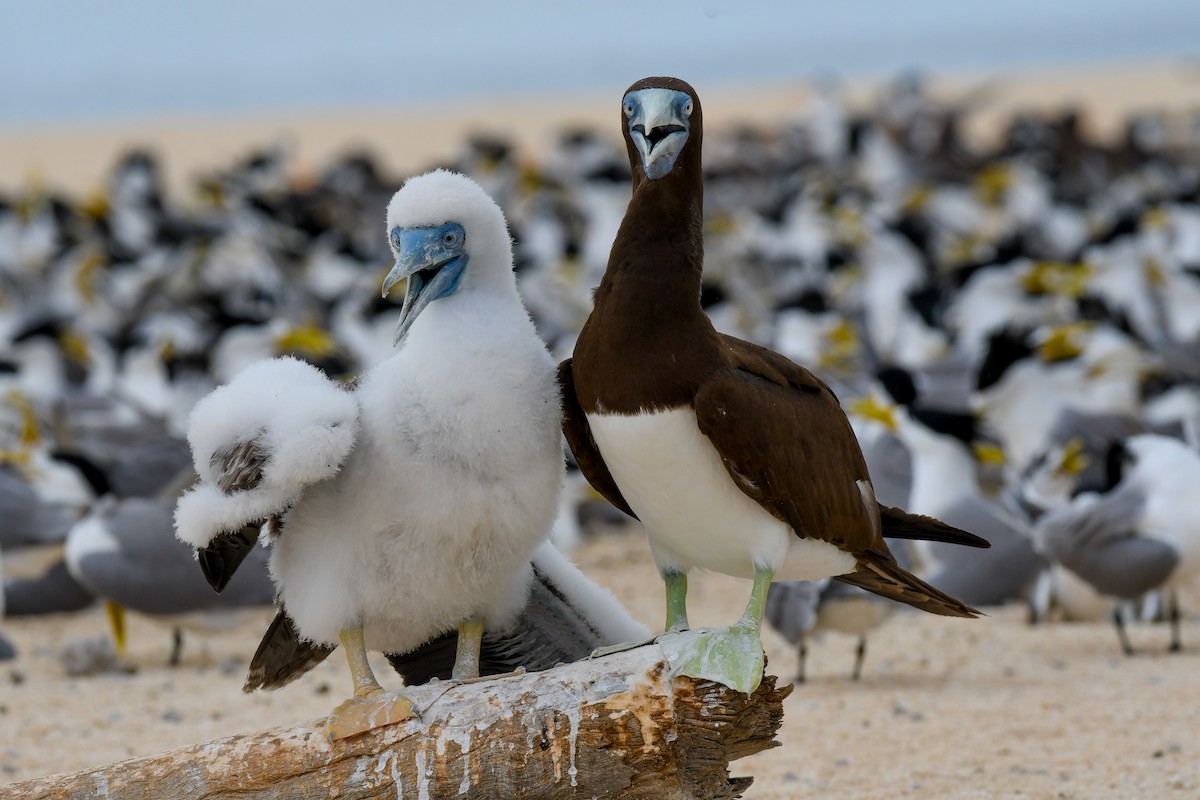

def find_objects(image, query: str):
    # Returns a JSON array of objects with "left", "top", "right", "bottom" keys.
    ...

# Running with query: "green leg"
[
  {"left": 658, "top": 566, "right": 775, "bottom": 694},
  {"left": 735, "top": 566, "right": 774, "bottom": 633},
  {"left": 663, "top": 570, "right": 690, "bottom": 633},
  {"left": 452, "top": 617, "right": 485, "bottom": 682}
]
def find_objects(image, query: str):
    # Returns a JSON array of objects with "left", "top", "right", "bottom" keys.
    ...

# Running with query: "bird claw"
[
  {"left": 589, "top": 637, "right": 658, "bottom": 659},
  {"left": 656, "top": 626, "right": 766, "bottom": 695},
  {"left": 327, "top": 690, "right": 418, "bottom": 741},
  {"left": 453, "top": 666, "right": 526, "bottom": 685},
  {"left": 588, "top": 625, "right": 696, "bottom": 660}
]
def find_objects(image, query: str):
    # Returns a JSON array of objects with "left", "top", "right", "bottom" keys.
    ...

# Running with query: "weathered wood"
[{"left": 9, "top": 643, "right": 791, "bottom": 800}]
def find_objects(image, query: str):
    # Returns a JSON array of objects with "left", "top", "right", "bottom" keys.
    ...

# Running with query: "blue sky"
[{"left": 3, "top": 0, "right": 1199, "bottom": 127}]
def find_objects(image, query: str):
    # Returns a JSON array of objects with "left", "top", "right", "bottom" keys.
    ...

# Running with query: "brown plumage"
[
  {"left": 245, "top": 608, "right": 335, "bottom": 692},
  {"left": 561, "top": 76, "right": 987, "bottom": 620}
]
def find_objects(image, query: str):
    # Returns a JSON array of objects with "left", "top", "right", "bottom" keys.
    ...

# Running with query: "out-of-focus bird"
[
  {"left": 1034, "top": 434, "right": 1200, "bottom": 653},
  {"left": 66, "top": 494, "right": 274, "bottom": 666}
]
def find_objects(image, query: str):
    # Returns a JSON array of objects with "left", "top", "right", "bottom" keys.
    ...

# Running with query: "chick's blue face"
[
  {"left": 382, "top": 222, "right": 468, "bottom": 346},
  {"left": 624, "top": 88, "right": 693, "bottom": 180}
]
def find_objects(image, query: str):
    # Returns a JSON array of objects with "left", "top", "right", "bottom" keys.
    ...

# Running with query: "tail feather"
[
  {"left": 837, "top": 548, "right": 981, "bottom": 618},
  {"left": 386, "top": 571, "right": 604, "bottom": 685},
  {"left": 878, "top": 504, "right": 990, "bottom": 549},
  {"left": 244, "top": 607, "right": 335, "bottom": 692},
  {"left": 387, "top": 544, "right": 648, "bottom": 685},
  {"left": 244, "top": 544, "right": 649, "bottom": 691}
]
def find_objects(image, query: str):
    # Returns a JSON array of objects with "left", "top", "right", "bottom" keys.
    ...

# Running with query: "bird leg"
[
  {"left": 327, "top": 625, "right": 416, "bottom": 740},
  {"left": 1168, "top": 590, "right": 1183, "bottom": 654},
  {"left": 851, "top": 635, "right": 867, "bottom": 681},
  {"left": 663, "top": 569, "right": 690, "bottom": 632},
  {"left": 797, "top": 639, "right": 808, "bottom": 684},
  {"left": 658, "top": 566, "right": 774, "bottom": 694},
  {"left": 589, "top": 568, "right": 690, "bottom": 659},
  {"left": 451, "top": 617, "right": 485, "bottom": 682},
  {"left": 168, "top": 628, "right": 184, "bottom": 668},
  {"left": 342, "top": 626, "right": 383, "bottom": 697},
  {"left": 105, "top": 600, "right": 128, "bottom": 658},
  {"left": 1112, "top": 608, "right": 1135, "bottom": 657}
]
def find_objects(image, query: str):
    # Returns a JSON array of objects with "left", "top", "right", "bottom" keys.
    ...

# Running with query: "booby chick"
[
  {"left": 562, "top": 78, "right": 988, "bottom": 693},
  {"left": 175, "top": 171, "right": 566, "bottom": 738}
]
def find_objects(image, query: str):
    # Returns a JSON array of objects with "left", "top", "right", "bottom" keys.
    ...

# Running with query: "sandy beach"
[
  {"left": 4, "top": 59, "right": 1200, "bottom": 798},
  {"left": 2, "top": 527, "right": 1198, "bottom": 798},
  {"left": 4, "top": 60, "right": 1200, "bottom": 198}
]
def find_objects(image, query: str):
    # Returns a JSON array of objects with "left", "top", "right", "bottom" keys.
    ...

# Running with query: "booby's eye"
[
  {"left": 442, "top": 229, "right": 461, "bottom": 247},
  {"left": 623, "top": 100, "right": 635, "bottom": 118},
  {"left": 389, "top": 229, "right": 402, "bottom": 252},
  {"left": 683, "top": 99, "right": 694, "bottom": 117}
]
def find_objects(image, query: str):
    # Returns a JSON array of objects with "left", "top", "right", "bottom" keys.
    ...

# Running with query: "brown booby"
[{"left": 560, "top": 77, "right": 989, "bottom": 692}]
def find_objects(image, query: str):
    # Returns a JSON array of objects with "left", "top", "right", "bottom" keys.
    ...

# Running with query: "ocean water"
[{"left": 2, "top": 0, "right": 1199, "bottom": 128}]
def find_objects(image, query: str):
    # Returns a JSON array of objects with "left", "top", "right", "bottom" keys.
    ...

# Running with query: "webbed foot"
[
  {"left": 656, "top": 624, "right": 766, "bottom": 694},
  {"left": 327, "top": 689, "right": 417, "bottom": 740}
]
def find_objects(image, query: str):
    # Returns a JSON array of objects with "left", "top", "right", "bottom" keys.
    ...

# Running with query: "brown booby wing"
[
  {"left": 696, "top": 335, "right": 981, "bottom": 618},
  {"left": 558, "top": 359, "right": 638, "bottom": 520},
  {"left": 694, "top": 335, "right": 879, "bottom": 551}
]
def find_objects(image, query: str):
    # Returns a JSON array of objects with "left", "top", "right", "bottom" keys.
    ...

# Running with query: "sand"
[
  {"left": 2, "top": 527, "right": 1198, "bottom": 798},
  {"left": 4, "top": 59, "right": 1200, "bottom": 798},
  {"left": 4, "top": 59, "right": 1200, "bottom": 197}
]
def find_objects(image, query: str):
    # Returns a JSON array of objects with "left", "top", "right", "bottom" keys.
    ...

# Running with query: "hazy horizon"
[{"left": 4, "top": 0, "right": 1199, "bottom": 128}]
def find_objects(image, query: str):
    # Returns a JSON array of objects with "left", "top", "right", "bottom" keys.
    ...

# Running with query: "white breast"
[{"left": 587, "top": 408, "right": 857, "bottom": 581}]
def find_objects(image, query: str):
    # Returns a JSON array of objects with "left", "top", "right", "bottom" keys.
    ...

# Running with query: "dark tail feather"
[
  {"left": 837, "top": 547, "right": 981, "bottom": 618},
  {"left": 244, "top": 607, "right": 335, "bottom": 692},
  {"left": 245, "top": 545, "right": 647, "bottom": 691},
  {"left": 387, "top": 543, "right": 649, "bottom": 686},
  {"left": 878, "top": 504, "right": 991, "bottom": 549},
  {"left": 385, "top": 573, "right": 600, "bottom": 685}
]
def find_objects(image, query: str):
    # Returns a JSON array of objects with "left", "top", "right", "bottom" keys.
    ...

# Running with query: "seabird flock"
[{"left": 1, "top": 73, "right": 1199, "bottom": 751}]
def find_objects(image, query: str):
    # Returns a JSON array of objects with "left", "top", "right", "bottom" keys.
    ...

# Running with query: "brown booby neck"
[{"left": 572, "top": 77, "right": 722, "bottom": 415}]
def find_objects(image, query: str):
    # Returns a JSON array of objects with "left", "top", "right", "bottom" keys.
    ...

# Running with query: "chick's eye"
[
  {"left": 443, "top": 230, "right": 459, "bottom": 246},
  {"left": 390, "top": 230, "right": 402, "bottom": 251}
]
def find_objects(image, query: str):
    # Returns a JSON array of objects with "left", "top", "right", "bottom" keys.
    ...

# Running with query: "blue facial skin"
[
  {"left": 383, "top": 222, "right": 468, "bottom": 345},
  {"left": 624, "top": 88, "right": 693, "bottom": 180}
]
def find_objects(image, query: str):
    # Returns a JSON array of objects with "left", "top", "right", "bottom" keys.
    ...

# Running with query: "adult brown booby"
[{"left": 560, "top": 77, "right": 989, "bottom": 692}]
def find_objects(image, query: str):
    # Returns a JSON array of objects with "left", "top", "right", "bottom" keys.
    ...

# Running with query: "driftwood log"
[{"left": 10, "top": 643, "right": 791, "bottom": 799}]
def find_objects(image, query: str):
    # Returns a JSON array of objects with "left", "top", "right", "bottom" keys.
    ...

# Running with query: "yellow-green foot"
[
  {"left": 327, "top": 689, "right": 417, "bottom": 740},
  {"left": 657, "top": 626, "right": 766, "bottom": 694}
]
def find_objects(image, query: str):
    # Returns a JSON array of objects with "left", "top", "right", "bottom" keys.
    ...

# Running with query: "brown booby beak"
[{"left": 623, "top": 87, "right": 693, "bottom": 179}]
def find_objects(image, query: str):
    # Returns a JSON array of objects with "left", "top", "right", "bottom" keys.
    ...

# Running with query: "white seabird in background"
[
  {"left": 66, "top": 494, "right": 274, "bottom": 666},
  {"left": 1034, "top": 434, "right": 1200, "bottom": 653},
  {"left": 1031, "top": 485, "right": 1173, "bottom": 653}
]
